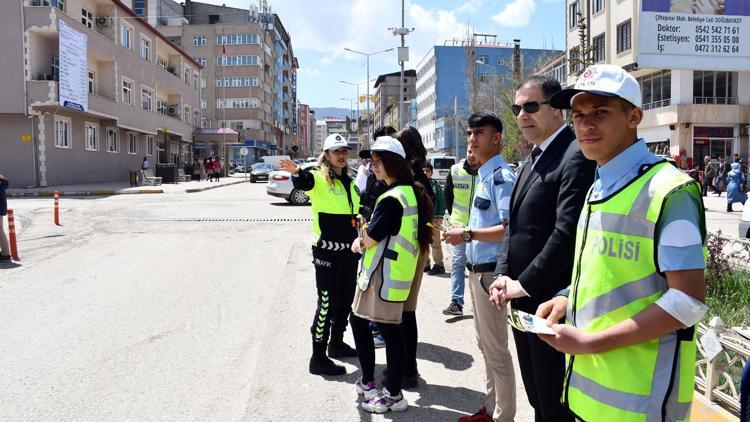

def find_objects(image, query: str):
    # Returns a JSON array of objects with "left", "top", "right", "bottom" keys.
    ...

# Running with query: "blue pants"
[{"left": 450, "top": 242, "right": 467, "bottom": 306}]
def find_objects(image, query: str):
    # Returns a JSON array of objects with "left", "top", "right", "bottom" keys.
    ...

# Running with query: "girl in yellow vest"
[
  {"left": 280, "top": 134, "right": 361, "bottom": 376},
  {"left": 350, "top": 136, "right": 433, "bottom": 413}
]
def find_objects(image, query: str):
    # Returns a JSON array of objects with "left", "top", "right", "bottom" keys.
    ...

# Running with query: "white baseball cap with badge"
[
  {"left": 323, "top": 133, "right": 352, "bottom": 151},
  {"left": 359, "top": 136, "right": 406, "bottom": 159},
  {"left": 550, "top": 64, "right": 642, "bottom": 109}
]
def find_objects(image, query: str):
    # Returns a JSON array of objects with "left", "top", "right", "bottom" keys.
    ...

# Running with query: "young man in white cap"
[
  {"left": 535, "top": 64, "right": 707, "bottom": 422},
  {"left": 280, "top": 133, "right": 361, "bottom": 376}
]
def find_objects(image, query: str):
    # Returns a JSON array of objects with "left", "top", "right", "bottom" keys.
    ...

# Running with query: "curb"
[
  {"left": 691, "top": 392, "right": 739, "bottom": 421},
  {"left": 185, "top": 179, "right": 248, "bottom": 193},
  {"left": 8, "top": 189, "right": 163, "bottom": 197}
]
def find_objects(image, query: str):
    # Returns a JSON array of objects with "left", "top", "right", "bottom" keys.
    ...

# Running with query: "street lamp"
[
  {"left": 343, "top": 47, "right": 394, "bottom": 145},
  {"left": 340, "top": 97, "right": 356, "bottom": 132},
  {"left": 339, "top": 80, "right": 361, "bottom": 137},
  {"left": 476, "top": 60, "right": 498, "bottom": 115}
]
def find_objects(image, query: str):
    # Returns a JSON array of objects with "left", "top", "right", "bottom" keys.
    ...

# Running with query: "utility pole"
[
  {"left": 389, "top": 1, "right": 414, "bottom": 129},
  {"left": 344, "top": 48, "right": 393, "bottom": 146}
]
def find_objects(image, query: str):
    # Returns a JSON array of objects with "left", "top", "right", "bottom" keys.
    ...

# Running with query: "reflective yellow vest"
[
  {"left": 307, "top": 169, "right": 360, "bottom": 246},
  {"left": 357, "top": 185, "right": 419, "bottom": 302},
  {"left": 450, "top": 161, "right": 476, "bottom": 227},
  {"left": 564, "top": 161, "right": 705, "bottom": 422}
]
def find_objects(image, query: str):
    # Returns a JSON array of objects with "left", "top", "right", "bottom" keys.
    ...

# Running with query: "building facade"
[
  {"left": 565, "top": 0, "right": 750, "bottom": 166},
  {"left": 314, "top": 120, "right": 327, "bottom": 155},
  {"left": 1, "top": 0, "right": 201, "bottom": 187},
  {"left": 415, "top": 42, "right": 560, "bottom": 158},
  {"left": 297, "top": 103, "right": 310, "bottom": 156},
  {"left": 373, "top": 69, "right": 417, "bottom": 129}
]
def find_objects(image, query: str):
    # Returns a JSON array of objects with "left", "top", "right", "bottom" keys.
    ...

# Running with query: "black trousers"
[
  {"left": 512, "top": 327, "right": 574, "bottom": 422},
  {"left": 310, "top": 247, "right": 358, "bottom": 345},
  {"left": 350, "top": 314, "right": 405, "bottom": 395}
]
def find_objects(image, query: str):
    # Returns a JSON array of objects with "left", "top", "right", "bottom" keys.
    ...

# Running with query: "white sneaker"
[
  {"left": 355, "top": 379, "right": 379, "bottom": 400},
  {"left": 361, "top": 388, "right": 408, "bottom": 413}
]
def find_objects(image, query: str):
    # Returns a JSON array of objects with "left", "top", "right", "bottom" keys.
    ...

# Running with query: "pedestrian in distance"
[
  {"left": 688, "top": 163, "right": 702, "bottom": 185},
  {"left": 442, "top": 147, "right": 480, "bottom": 316},
  {"left": 726, "top": 162, "right": 746, "bottom": 212},
  {"left": 443, "top": 112, "right": 517, "bottom": 422},
  {"left": 205, "top": 158, "right": 214, "bottom": 182},
  {"left": 716, "top": 154, "right": 730, "bottom": 195},
  {"left": 192, "top": 160, "right": 201, "bottom": 181},
  {"left": 279, "top": 133, "right": 361, "bottom": 376},
  {"left": 141, "top": 157, "right": 150, "bottom": 171},
  {"left": 422, "top": 162, "right": 446, "bottom": 275},
  {"left": 349, "top": 136, "right": 433, "bottom": 413},
  {"left": 536, "top": 64, "right": 707, "bottom": 422},
  {"left": 488, "top": 75, "right": 596, "bottom": 422},
  {"left": 0, "top": 174, "right": 10, "bottom": 261},
  {"left": 213, "top": 156, "right": 222, "bottom": 182},
  {"left": 703, "top": 155, "right": 719, "bottom": 196}
]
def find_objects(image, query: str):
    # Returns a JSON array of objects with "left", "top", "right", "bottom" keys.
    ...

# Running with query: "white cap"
[
  {"left": 322, "top": 134, "right": 352, "bottom": 151},
  {"left": 360, "top": 136, "right": 406, "bottom": 159},
  {"left": 550, "top": 64, "right": 642, "bottom": 109}
]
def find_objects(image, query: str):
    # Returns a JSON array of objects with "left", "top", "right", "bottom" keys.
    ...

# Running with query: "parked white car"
[{"left": 266, "top": 162, "right": 316, "bottom": 205}]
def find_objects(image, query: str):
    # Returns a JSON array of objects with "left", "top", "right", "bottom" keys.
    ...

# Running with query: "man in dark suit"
[{"left": 488, "top": 75, "right": 596, "bottom": 421}]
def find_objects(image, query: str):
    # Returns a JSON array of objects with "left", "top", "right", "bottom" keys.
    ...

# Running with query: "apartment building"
[
  {"left": 565, "top": 0, "right": 750, "bottom": 166},
  {"left": 373, "top": 70, "right": 417, "bottom": 129},
  {"left": 0, "top": 0, "right": 201, "bottom": 187},
  {"left": 153, "top": 0, "right": 298, "bottom": 162}
]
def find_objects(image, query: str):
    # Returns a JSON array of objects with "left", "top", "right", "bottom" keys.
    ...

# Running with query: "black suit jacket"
[{"left": 498, "top": 126, "right": 596, "bottom": 314}]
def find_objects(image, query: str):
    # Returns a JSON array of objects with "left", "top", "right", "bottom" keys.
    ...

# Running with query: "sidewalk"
[{"left": 6, "top": 174, "right": 249, "bottom": 197}]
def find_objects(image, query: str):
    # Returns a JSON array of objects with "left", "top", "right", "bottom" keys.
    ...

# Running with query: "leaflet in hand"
[{"left": 507, "top": 306, "right": 555, "bottom": 335}]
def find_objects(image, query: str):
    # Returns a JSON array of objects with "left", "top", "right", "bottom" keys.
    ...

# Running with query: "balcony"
[
  {"left": 693, "top": 97, "right": 739, "bottom": 105},
  {"left": 641, "top": 102, "right": 748, "bottom": 128},
  {"left": 25, "top": 5, "right": 115, "bottom": 44}
]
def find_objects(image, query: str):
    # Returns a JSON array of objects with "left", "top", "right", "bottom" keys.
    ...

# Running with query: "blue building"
[{"left": 415, "top": 42, "right": 561, "bottom": 158}]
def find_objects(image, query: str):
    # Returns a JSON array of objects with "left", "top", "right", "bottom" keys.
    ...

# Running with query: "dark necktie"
[{"left": 518, "top": 147, "right": 542, "bottom": 188}]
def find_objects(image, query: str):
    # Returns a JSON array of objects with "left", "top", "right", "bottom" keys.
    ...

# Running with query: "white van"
[{"left": 427, "top": 156, "right": 456, "bottom": 184}]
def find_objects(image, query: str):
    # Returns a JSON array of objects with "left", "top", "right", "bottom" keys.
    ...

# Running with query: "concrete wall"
[
  {"left": 0, "top": 116, "right": 37, "bottom": 188},
  {"left": 0, "top": 1, "right": 27, "bottom": 114}
]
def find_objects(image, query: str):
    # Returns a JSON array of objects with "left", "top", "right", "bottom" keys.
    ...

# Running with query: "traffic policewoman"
[
  {"left": 349, "top": 136, "right": 433, "bottom": 413},
  {"left": 536, "top": 65, "right": 708, "bottom": 422},
  {"left": 279, "top": 133, "right": 360, "bottom": 376}
]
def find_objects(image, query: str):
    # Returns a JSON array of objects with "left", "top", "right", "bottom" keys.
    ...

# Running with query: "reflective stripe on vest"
[
  {"left": 564, "top": 161, "right": 704, "bottom": 422},
  {"left": 450, "top": 162, "right": 475, "bottom": 227},
  {"left": 357, "top": 186, "right": 419, "bottom": 302},
  {"left": 308, "top": 169, "right": 360, "bottom": 245}
]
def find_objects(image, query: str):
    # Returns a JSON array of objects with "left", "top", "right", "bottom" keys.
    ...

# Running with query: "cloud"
[
  {"left": 456, "top": 0, "right": 485, "bottom": 14},
  {"left": 319, "top": 56, "right": 333, "bottom": 66},
  {"left": 492, "top": 0, "right": 537, "bottom": 27},
  {"left": 297, "top": 68, "right": 320, "bottom": 77}
]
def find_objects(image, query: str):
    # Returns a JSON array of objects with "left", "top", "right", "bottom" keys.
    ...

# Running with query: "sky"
[{"left": 200, "top": 0, "right": 565, "bottom": 109}]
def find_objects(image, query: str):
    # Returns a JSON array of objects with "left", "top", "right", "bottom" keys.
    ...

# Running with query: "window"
[
  {"left": 569, "top": 46, "right": 581, "bottom": 73},
  {"left": 216, "top": 55, "right": 261, "bottom": 66},
  {"left": 193, "top": 72, "right": 199, "bottom": 90},
  {"left": 209, "top": 14, "right": 220, "bottom": 24},
  {"left": 183, "top": 65, "right": 190, "bottom": 84},
  {"left": 146, "top": 136, "right": 154, "bottom": 156},
  {"left": 195, "top": 57, "right": 206, "bottom": 67},
  {"left": 127, "top": 133, "right": 137, "bottom": 154},
  {"left": 88, "top": 71, "right": 95, "bottom": 94},
  {"left": 140, "top": 37, "right": 150, "bottom": 61},
  {"left": 592, "top": 0, "right": 604, "bottom": 14},
  {"left": 120, "top": 23, "right": 132, "bottom": 49},
  {"left": 200, "top": 77, "right": 206, "bottom": 88},
  {"left": 693, "top": 71, "right": 738, "bottom": 104},
  {"left": 616, "top": 20, "right": 632, "bottom": 54},
  {"left": 157, "top": 98, "right": 167, "bottom": 114},
  {"left": 107, "top": 129, "right": 119, "bottom": 152},
  {"left": 85, "top": 123, "right": 98, "bottom": 151},
  {"left": 216, "top": 33, "right": 260, "bottom": 45},
  {"left": 638, "top": 70, "right": 672, "bottom": 109},
  {"left": 122, "top": 79, "right": 132, "bottom": 105},
  {"left": 184, "top": 106, "right": 190, "bottom": 122},
  {"left": 592, "top": 33, "right": 605, "bottom": 63},
  {"left": 54, "top": 0, "right": 65, "bottom": 11},
  {"left": 54, "top": 116, "right": 71, "bottom": 148},
  {"left": 157, "top": 56, "right": 168, "bottom": 70},
  {"left": 81, "top": 7, "right": 93, "bottom": 28},
  {"left": 477, "top": 55, "right": 488, "bottom": 64},
  {"left": 193, "top": 35, "right": 206, "bottom": 46},
  {"left": 216, "top": 76, "right": 260, "bottom": 87},
  {"left": 141, "top": 87, "right": 153, "bottom": 111},
  {"left": 51, "top": 56, "right": 60, "bottom": 81},
  {"left": 216, "top": 98, "right": 260, "bottom": 108},
  {"left": 133, "top": 0, "right": 146, "bottom": 16},
  {"left": 167, "top": 36, "right": 181, "bottom": 47},
  {"left": 568, "top": 1, "right": 579, "bottom": 29},
  {"left": 200, "top": 99, "right": 206, "bottom": 109}
]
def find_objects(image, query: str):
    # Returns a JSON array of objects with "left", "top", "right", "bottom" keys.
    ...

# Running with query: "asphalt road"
[{"left": 1, "top": 183, "right": 534, "bottom": 421}]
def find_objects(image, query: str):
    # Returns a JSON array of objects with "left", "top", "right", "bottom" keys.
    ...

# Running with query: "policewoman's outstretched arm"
[{"left": 280, "top": 159, "right": 315, "bottom": 191}]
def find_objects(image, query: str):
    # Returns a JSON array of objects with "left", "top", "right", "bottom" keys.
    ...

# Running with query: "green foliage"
[{"left": 703, "top": 234, "right": 750, "bottom": 326}]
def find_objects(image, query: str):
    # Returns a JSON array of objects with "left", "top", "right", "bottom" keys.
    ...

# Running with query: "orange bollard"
[
  {"left": 7, "top": 209, "right": 19, "bottom": 261},
  {"left": 54, "top": 191, "right": 60, "bottom": 226}
]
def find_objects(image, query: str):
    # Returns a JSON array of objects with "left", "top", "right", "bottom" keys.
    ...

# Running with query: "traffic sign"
[{"left": 240, "top": 147, "right": 249, "bottom": 156}]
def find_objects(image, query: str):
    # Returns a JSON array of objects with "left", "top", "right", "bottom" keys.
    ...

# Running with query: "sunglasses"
[{"left": 511, "top": 101, "right": 550, "bottom": 116}]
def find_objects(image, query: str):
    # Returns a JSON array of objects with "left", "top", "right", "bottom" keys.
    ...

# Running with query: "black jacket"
[
  {"left": 359, "top": 165, "right": 434, "bottom": 220},
  {"left": 292, "top": 168, "right": 358, "bottom": 246},
  {"left": 498, "top": 126, "right": 597, "bottom": 313}
]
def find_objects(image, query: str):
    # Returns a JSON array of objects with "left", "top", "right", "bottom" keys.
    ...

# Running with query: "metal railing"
[
  {"left": 693, "top": 97, "right": 739, "bottom": 105},
  {"left": 642, "top": 99, "right": 671, "bottom": 110},
  {"left": 696, "top": 319, "right": 748, "bottom": 415}
]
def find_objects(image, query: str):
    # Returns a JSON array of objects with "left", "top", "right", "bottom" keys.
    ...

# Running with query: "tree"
[{"left": 568, "top": 11, "right": 595, "bottom": 77}]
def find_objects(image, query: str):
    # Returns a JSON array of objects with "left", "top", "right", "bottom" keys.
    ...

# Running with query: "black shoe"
[
  {"left": 428, "top": 264, "right": 445, "bottom": 275},
  {"left": 423, "top": 265, "right": 431, "bottom": 273},
  {"left": 442, "top": 301, "right": 463, "bottom": 316},
  {"left": 328, "top": 341, "right": 358, "bottom": 358},
  {"left": 0, "top": 255, "right": 11, "bottom": 261},
  {"left": 381, "top": 371, "right": 420, "bottom": 389},
  {"left": 309, "top": 355, "right": 346, "bottom": 375}
]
